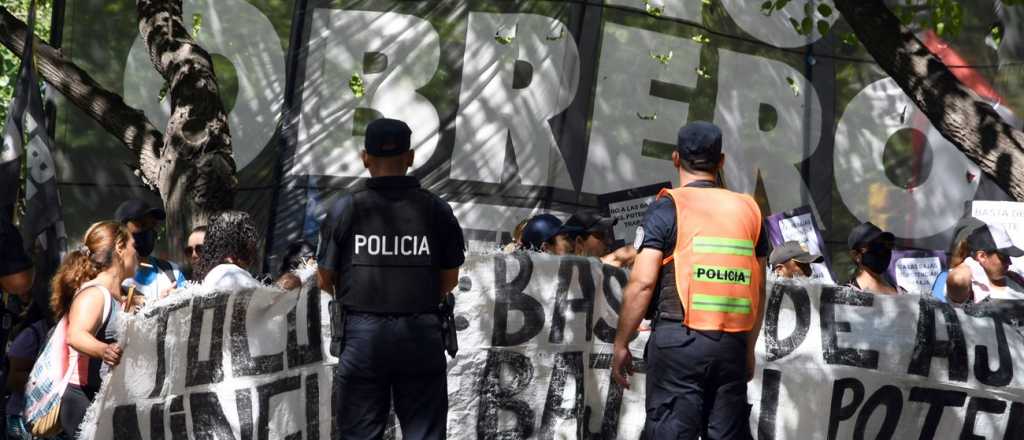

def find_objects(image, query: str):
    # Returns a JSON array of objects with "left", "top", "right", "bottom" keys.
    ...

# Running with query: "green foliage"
[
  {"left": 348, "top": 73, "right": 365, "bottom": 98},
  {"left": 0, "top": 0, "right": 52, "bottom": 124}
]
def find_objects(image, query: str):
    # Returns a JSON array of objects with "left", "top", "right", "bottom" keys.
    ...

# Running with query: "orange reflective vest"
[{"left": 659, "top": 187, "right": 763, "bottom": 332}]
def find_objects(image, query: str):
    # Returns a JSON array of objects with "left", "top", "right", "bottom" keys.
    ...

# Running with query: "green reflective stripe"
[
  {"left": 692, "top": 236, "right": 754, "bottom": 256},
  {"left": 691, "top": 302, "right": 752, "bottom": 314},
  {"left": 692, "top": 294, "right": 752, "bottom": 306},
  {"left": 692, "top": 265, "right": 752, "bottom": 285},
  {"left": 691, "top": 294, "right": 752, "bottom": 314}
]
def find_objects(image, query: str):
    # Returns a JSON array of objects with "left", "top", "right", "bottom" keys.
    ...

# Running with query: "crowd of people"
[{"left": 0, "top": 117, "right": 1022, "bottom": 440}]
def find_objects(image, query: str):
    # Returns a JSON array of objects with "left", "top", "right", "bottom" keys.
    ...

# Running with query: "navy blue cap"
[
  {"left": 522, "top": 214, "right": 572, "bottom": 250},
  {"left": 365, "top": 118, "right": 411, "bottom": 157},
  {"left": 847, "top": 221, "right": 895, "bottom": 249},
  {"left": 115, "top": 199, "right": 166, "bottom": 224},
  {"left": 565, "top": 210, "right": 617, "bottom": 236},
  {"left": 677, "top": 121, "right": 722, "bottom": 166}
]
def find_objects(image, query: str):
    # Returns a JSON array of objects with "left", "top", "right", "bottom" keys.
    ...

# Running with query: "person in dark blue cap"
[
  {"left": 612, "top": 121, "right": 770, "bottom": 440},
  {"left": 317, "top": 118, "right": 465, "bottom": 439},
  {"left": 521, "top": 213, "right": 575, "bottom": 255}
]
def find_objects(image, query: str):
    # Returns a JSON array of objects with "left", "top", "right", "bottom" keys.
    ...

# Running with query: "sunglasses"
[{"left": 186, "top": 244, "right": 204, "bottom": 256}]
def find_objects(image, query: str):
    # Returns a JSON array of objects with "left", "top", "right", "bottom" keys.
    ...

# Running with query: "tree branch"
[
  {"left": 0, "top": 5, "right": 162, "bottom": 188},
  {"left": 835, "top": 0, "right": 1024, "bottom": 202}
]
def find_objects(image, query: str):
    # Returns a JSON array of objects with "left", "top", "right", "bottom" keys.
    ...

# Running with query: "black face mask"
[
  {"left": 133, "top": 230, "right": 156, "bottom": 258},
  {"left": 860, "top": 243, "right": 892, "bottom": 275}
]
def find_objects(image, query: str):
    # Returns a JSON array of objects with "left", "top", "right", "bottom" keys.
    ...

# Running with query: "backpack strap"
[{"left": 153, "top": 258, "right": 179, "bottom": 287}]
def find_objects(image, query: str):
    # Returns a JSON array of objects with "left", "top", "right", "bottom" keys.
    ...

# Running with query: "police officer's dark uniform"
[
  {"left": 317, "top": 118, "right": 465, "bottom": 439},
  {"left": 634, "top": 122, "right": 769, "bottom": 440}
]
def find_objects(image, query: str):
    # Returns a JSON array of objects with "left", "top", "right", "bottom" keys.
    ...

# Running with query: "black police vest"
[{"left": 342, "top": 187, "right": 440, "bottom": 314}]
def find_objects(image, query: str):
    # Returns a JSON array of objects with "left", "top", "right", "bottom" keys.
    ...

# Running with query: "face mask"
[
  {"left": 133, "top": 230, "right": 156, "bottom": 258},
  {"left": 860, "top": 243, "right": 892, "bottom": 275}
]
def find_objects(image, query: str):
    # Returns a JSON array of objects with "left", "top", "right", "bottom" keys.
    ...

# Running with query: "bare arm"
[
  {"left": 317, "top": 268, "right": 336, "bottom": 295},
  {"left": 746, "top": 257, "right": 768, "bottom": 381},
  {"left": 946, "top": 264, "right": 973, "bottom": 304},
  {"left": 66, "top": 287, "right": 114, "bottom": 360},
  {"left": 440, "top": 268, "right": 460, "bottom": 298},
  {"left": 611, "top": 248, "right": 663, "bottom": 388}
]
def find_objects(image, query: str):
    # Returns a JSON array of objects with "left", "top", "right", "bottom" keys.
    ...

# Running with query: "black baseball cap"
[
  {"left": 967, "top": 224, "right": 1024, "bottom": 257},
  {"left": 676, "top": 121, "right": 723, "bottom": 167},
  {"left": 847, "top": 221, "right": 895, "bottom": 249},
  {"left": 364, "top": 118, "right": 411, "bottom": 157},
  {"left": 521, "top": 214, "right": 572, "bottom": 250},
  {"left": 951, "top": 216, "right": 986, "bottom": 246},
  {"left": 565, "top": 210, "right": 617, "bottom": 236},
  {"left": 769, "top": 241, "right": 824, "bottom": 266},
  {"left": 114, "top": 199, "right": 166, "bottom": 224}
]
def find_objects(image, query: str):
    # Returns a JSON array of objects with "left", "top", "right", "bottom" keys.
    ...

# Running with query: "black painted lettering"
[
  {"left": 582, "top": 354, "right": 625, "bottom": 440},
  {"left": 540, "top": 352, "right": 584, "bottom": 439},
  {"left": 287, "top": 284, "right": 324, "bottom": 368},
  {"left": 477, "top": 349, "right": 536, "bottom": 439},
  {"left": 1004, "top": 402, "right": 1024, "bottom": 440},
  {"left": 908, "top": 387, "right": 967, "bottom": 440},
  {"left": 593, "top": 266, "right": 632, "bottom": 344},
  {"left": 493, "top": 254, "right": 545, "bottom": 346},
  {"left": 764, "top": 284, "right": 811, "bottom": 362},
  {"left": 827, "top": 378, "right": 864, "bottom": 440},
  {"left": 965, "top": 308, "right": 1014, "bottom": 387},
  {"left": 758, "top": 369, "right": 783, "bottom": 440},
  {"left": 908, "top": 299, "right": 968, "bottom": 382},
  {"left": 231, "top": 289, "right": 284, "bottom": 377},
  {"left": 306, "top": 374, "right": 320, "bottom": 440},
  {"left": 237, "top": 388, "right": 254, "bottom": 440},
  {"left": 186, "top": 294, "right": 230, "bottom": 387},
  {"left": 169, "top": 396, "right": 187, "bottom": 440},
  {"left": 257, "top": 375, "right": 302, "bottom": 440},
  {"left": 852, "top": 385, "right": 902, "bottom": 440},
  {"left": 550, "top": 258, "right": 595, "bottom": 344},
  {"left": 820, "top": 287, "right": 879, "bottom": 368},
  {"left": 189, "top": 392, "right": 236, "bottom": 440},
  {"left": 146, "top": 301, "right": 189, "bottom": 398},
  {"left": 960, "top": 397, "right": 1007, "bottom": 440},
  {"left": 112, "top": 405, "right": 143, "bottom": 440}
]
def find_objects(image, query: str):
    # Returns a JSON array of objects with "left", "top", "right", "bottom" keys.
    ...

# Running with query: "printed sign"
[
  {"left": 599, "top": 182, "right": 672, "bottom": 247},
  {"left": 888, "top": 250, "right": 947, "bottom": 295},
  {"left": 765, "top": 207, "right": 835, "bottom": 284},
  {"left": 81, "top": 254, "right": 1024, "bottom": 439},
  {"left": 971, "top": 201, "right": 1024, "bottom": 276}
]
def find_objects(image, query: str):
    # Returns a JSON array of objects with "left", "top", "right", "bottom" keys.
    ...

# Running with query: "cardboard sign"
[
  {"left": 765, "top": 207, "right": 835, "bottom": 284},
  {"left": 888, "top": 250, "right": 946, "bottom": 294},
  {"left": 599, "top": 182, "right": 672, "bottom": 247}
]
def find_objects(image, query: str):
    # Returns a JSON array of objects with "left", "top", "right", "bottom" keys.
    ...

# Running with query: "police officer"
[
  {"left": 317, "top": 118, "right": 465, "bottom": 439},
  {"left": 611, "top": 121, "right": 769, "bottom": 440}
]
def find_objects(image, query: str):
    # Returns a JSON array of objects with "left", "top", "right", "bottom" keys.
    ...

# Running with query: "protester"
[
  {"left": 769, "top": 241, "right": 823, "bottom": 279},
  {"left": 115, "top": 199, "right": 185, "bottom": 300},
  {"left": 5, "top": 301, "right": 50, "bottom": 440},
  {"left": 566, "top": 210, "right": 637, "bottom": 268},
  {"left": 847, "top": 221, "right": 900, "bottom": 295},
  {"left": 502, "top": 218, "right": 529, "bottom": 253},
  {"left": 185, "top": 225, "right": 207, "bottom": 281},
  {"left": 931, "top": 216, "right": 985, "bottom": 303},
  {"left": 50, "top": 221, "right": 133, "bottom": 438},
  {"left": 612, "top": 121, "right": 769, "bottom": 439},
  {"left": 0, "top": 216, "right": 34, "bottom": 300},
  {"left": 317, "top": 118, "right": 465, "bottom": 439},
  {"left": 946, "top": 223, "right": 1024, "bottom": 302},
  {"left": 276, "top": 240, "right": 316, "bottom": 290},
  {"left": 194, "top": 211, "right": 261, "bottom": 290},
  {"left": 521, "top": 214, "right": 575, "bottom": 255}
]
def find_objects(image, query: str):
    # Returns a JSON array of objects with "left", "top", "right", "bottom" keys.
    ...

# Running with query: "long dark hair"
[{"left": 194, "top": 211, "right": 259, "bottom": 280}]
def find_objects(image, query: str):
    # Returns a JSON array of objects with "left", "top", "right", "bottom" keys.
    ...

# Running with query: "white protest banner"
[
  {"left": 81, "top": 254, "right": 1024, "bottom": 439},
  {"left": 971, "top": 201, "right": 1024, "bottom": 277}
]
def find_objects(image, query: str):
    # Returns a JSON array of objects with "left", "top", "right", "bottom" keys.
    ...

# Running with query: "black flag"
[{"left": 0, "top": 0, "right": 66, "bottom": 271}]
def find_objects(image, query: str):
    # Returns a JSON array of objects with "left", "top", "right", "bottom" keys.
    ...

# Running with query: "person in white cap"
[{"left": 947, "top": 223, "right": 1024, "bottom": 302}]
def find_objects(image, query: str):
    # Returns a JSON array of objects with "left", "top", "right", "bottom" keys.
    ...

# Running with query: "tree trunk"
[
  {"left": 0, "top": 6, "right": 162, "bottom": 187},
  {"left": 136, "top": 0, "right": 236, "bottom": 263},
  {"left": 835, "top": 0, "right": 1024, "bottom": 202}
]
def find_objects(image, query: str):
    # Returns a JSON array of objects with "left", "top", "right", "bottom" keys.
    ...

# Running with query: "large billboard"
[{"left": 55, "top": 0, "right": 1024, "bottom": 275}]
